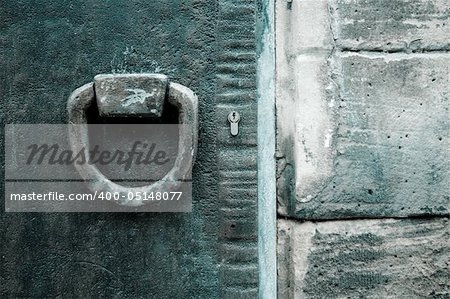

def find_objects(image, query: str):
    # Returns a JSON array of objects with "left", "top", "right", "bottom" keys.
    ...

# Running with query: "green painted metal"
[{"left": 0, "top": 1, "right": 259, "bottom": 297}]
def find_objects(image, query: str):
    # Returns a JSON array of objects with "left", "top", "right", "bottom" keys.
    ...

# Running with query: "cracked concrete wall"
[{"left": 276, "top": 0, "right": 449, "bottom": 297}]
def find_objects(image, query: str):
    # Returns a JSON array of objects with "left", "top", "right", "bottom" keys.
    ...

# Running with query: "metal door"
[{"left": 0, "top": 1, "right": 263, "bottom": 297}]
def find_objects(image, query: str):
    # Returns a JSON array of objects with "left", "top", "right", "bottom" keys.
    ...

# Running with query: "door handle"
[{"left": 67, "top": 74, "right": 198, "bottom": 207}]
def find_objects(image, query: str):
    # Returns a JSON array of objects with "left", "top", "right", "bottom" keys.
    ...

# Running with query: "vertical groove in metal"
[{"left": 216, "top": 0, "right": 259, "bottom": 297}]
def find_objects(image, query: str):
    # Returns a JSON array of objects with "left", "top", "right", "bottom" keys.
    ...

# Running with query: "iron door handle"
[{"left": 67, "top": 74, "right": 198, "bottom": 207}]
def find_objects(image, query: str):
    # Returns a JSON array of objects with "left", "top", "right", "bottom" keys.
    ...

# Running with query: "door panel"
[{"left": 0, "top": 1, "right": 258, "bottom": 298}]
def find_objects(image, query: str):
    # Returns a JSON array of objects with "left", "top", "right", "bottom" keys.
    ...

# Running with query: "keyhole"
[{"left": 228, "top": 111, "right": 240, "bottom": 136}]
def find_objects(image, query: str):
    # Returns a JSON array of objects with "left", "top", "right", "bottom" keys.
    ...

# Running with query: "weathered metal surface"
[
  {"left": 1, "top": 0, "right": 258, "bottom": 297},
  {"left": 94, "top": 73, "right": 168, "bottom": 118},
  {"left": 67, "top": 77, "right": 198, "bottom": 208},
  {"left": 215, "top": 0, "right": 259, "bottom": 297}
]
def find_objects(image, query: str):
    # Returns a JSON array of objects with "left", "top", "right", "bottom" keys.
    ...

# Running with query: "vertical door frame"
[{"left": 257, "top": 0, "right": 277, "bottom": 297}]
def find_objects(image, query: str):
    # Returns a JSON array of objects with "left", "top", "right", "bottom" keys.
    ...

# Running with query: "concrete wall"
[{"left": 276, "top": 0, "right": 449, "bottom": 297}]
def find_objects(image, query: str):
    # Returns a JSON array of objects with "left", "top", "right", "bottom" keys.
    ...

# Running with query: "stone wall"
[{"left": 276, "top": 0, "right": 449, "bottom": 297}]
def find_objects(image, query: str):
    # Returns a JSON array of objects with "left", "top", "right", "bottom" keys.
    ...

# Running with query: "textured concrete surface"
[
  {"left": 257, "top": 0, "right": 277, "bottom": 297},
  {"left": 330, "top": 0, "right": 450, "bottom": 51},
  {"left": 276, "top": 0, "right": 450, "bottom": 219},
  {"left": 278, "top": 218, "right": 450, "bottom": 298},
  {"left": 276, "top": 0, "right": 450, "bottom": 297}
]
